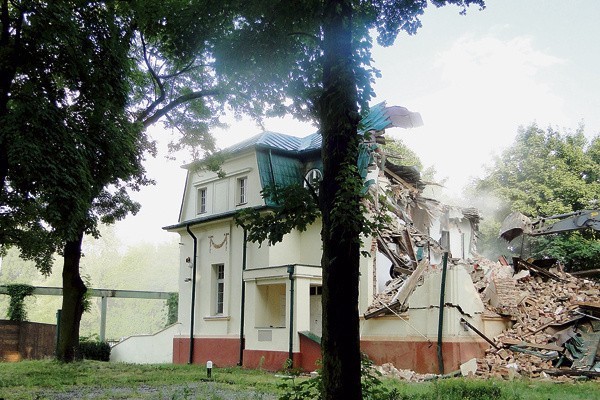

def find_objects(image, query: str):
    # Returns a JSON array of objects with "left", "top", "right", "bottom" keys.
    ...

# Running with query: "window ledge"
[
  {"left": 236, "top": 202, "right": 248, "bottom": 207},
  {"left": 255, "top": 326, "right": 286, "bottom": 329},
  {"left": 203, "top": 315, "right": 230, "bottom": 321}
]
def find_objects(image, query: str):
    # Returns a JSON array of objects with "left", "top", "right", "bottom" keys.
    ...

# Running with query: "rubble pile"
[
  {"left": 472, "top": 258, "right": 600, "bottom": 380},
  {"left": 374, "top": 363, "right": 437, "bottom": 382},
  {"left": 369, "top": 254, "right": 600, "bottom": 381},
  {"left": 363, "top": 144, "right": 600, "bottom": 380},
  {"left": 367, "top": 276, "right": 406, "bottom": 314}
]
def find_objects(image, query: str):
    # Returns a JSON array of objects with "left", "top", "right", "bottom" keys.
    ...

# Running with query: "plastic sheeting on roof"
[{"left": 359, "top": 102, "right": 423, "bottom": 134}]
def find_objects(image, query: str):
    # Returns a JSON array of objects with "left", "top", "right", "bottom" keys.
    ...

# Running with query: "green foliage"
[
  {"left": 81, "top": 274, "right": 93, "bottom": 314},
  {"left": 476, "top": 124, "right": 600, "bottom": 217},
  {"left": 0, "top": 229, "right": 178, "bottom": 340},
  {"left": 235, "top": 179, "right": 392, "bottom": 249},
  {"left": 411, "top": 379, "right": 522, "bottom": 400},
  {"left": 474, "top": 124, "right": 600, "bottom": 267},
  {"left": 190, "top": 153, "right": 227, "bottom": 179},
  {"left": 359, "top": 354, "right": 398, "bottom": 400},
  {"left": 278, "top": 374, "right": 321, "bottom": 400},
  {"left": 528, "top": 232, "right": 600, "bottom": 271},
  {"left": 381, "top": 140, "right": 438, "bottom": 183},
  {"left": 1, "top": 0, "right": 149, "bottom": 273},
  {"left": 78, "top": 335, "right": 111, "bottom": 362},
  {"left": 165, "top": 292, "right": 179, "bottom": 326},
  {"left": 235, "top": 184, "right": 320, "bottom": 246},
  {"left": 381, "top": 140, "right": 423, "bottom": 170},
  {"left": 5, "top": 283, "right": 34, "bottom": 321},
  {"left": 278, "top": 354, "right": 399, "bottom": 400}
]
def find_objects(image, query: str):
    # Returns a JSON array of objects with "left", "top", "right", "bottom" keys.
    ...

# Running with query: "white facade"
[{"left": 163, "top": 132, "right": 497, "bottom": 372}]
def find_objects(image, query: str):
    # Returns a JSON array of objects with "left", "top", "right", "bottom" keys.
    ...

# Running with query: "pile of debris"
[
  {"left": 368, "top": 254, "right": 600, "bottom": 381},
  {"left": 472, "top": 256, "right": 600, "bottom": 380},
  {"left": 373, "top": 363, "right": 437, "bottom": 382}
]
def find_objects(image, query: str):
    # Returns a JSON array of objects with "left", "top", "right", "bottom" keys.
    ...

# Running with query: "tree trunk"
[
  {"left": 56, "top": 230, "right": 86, "bottom": 362},
  {"left": 0, "top": 0, "right": 20, "bottom": 189},
  {"left": 319, "top": 0, "right": 362, "bottom": 399}
]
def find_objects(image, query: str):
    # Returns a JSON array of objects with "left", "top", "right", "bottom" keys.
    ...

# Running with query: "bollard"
[{"left": 206, "top": 360, "right": 213, "bottom": 378}]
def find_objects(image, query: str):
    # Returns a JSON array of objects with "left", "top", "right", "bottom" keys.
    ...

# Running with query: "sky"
[{"left": 115, "top": 0, "right": 600, "bottom": 246}]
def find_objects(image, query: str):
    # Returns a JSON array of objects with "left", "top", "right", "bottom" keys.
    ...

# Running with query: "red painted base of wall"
[
  {"left": 173, "top": 337, "right": 301, "bottom": 371},
  {"left": 298, "top": 333, "right": 322, "bottom": 372},
  {"left": 243, "top": 349, "right": 300, "bottom": 371},
  {"left": 173, "top": 336, "right": 487, "bottom": 373},
  {"left": 173, "top": 337, "right": 240, "bottom": 367},
  {"left": 361, "top": 339, "right": 489, "bottom": 374}
]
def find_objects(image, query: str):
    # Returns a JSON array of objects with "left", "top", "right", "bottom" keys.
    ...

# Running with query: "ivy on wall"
[
  {"left": 165, "top": 293, "right": 178, "bottom": 326},
  {"left": 6, "top": 284, "right": 35, "bottom": 321}
]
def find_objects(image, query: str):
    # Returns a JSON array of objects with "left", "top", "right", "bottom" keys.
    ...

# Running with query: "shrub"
[{"left": 78, "top": 336, "right": 111, "bottom": 361}]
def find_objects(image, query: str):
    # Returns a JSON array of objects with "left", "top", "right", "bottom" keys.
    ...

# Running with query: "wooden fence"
[{"left": 0, "top": 320, "right": 56, "bottom": 361}]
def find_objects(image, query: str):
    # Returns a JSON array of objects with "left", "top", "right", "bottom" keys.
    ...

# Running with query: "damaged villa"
[{"left": 109, "top": 103, "right": 600, "bottom": 380}]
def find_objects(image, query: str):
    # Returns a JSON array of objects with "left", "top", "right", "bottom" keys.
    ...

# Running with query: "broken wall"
[{"left": 361, "top": 262, "right": 501, "bottom": 373}]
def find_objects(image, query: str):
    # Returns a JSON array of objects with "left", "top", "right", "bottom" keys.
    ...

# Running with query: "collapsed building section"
[
  {"left": 359, "top": 146, "right": 600, "bottom": 379},
  {"left": 359, "top": 144, "right": 493, "bottom": 374},
  {"left": 360, "top": 153, "right": 600, "bottom": 377}
]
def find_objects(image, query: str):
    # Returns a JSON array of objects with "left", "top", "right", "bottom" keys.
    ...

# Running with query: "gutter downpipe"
[
  {"left": 437, "top": 251, "right": 449, "bottom": 375},
  {"left": 287, "top": 265, "right": 295, "bottom": 365},
  {"left": 238, "top": 228, "right": 248, "bottom": 366},
  {"left": 186, "top": 225, "right": 198, "bottom": 364}
]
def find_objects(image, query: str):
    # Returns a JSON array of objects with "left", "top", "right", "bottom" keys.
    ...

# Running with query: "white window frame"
[
  {"left": 214, "top": 263, "right": 225, "bottom": 315},
  {"left": 237, "top": 176, "right": 248, "bottom": 205},
  {"left": 197, "top": 187, "right": 207, "bottom": 214}
]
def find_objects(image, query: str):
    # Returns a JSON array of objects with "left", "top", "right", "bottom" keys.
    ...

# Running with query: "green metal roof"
[
  {"left": 224, "top": 131, "right": 321, "bottom": 155},
  {"left": 257, "top": 151, "right": 304, "bottom": 188},
  {"left": 358, "top": 102, "right": 390, "bottom": 133}
]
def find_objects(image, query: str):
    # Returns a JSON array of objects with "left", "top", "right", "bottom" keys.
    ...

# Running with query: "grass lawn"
[
  {"left": 0, "top": 361, "right": 599, "bottom": 399},
  {"left": 0, "top": 361, "right": 280, "bottom": 399}
]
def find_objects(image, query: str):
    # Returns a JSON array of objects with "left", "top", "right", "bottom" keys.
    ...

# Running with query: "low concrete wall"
[
  {"left": 0, "top": 320, "right": 56, "bottom": 361},
  {"left": 110, "top": 323, "right": 183, "bottom": 364}
]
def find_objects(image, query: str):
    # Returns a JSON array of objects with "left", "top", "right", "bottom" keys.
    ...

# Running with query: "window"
[
  {"left": 237, "top": 177, "right": 248, "bottom": 205},
  {"left": 304, "top": 168, "right": 322, "bottom": 196},
  {"left": 197, "top": 187, "right": 207, "bottom": 214},
  {"left": 214, "top": 264, "right": 225, "bottom": 314}
]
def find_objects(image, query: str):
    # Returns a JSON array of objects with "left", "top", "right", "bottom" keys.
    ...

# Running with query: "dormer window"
[{"left": 237, "top": 177, "right": 248, "bottom": 205}]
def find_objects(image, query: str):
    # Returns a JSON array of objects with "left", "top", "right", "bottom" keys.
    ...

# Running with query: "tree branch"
[
  {"left": 157, "top": 60, "right": 212, "bottom": 80},
  {"left": 140, "top": 88, "right": 221, "bottom": 128},
  {"left": 135, "top": 34, "right": 166, "bottom": 123}
]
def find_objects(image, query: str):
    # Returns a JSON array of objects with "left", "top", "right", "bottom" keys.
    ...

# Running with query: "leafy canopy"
[
  {"left": 0, "top": 0, "right": 151, "bottom": 273},
  {"left": 476, "top": 124, "right": 600, "bottom": 217},
  {"left": 475, "top": 123, "right": 600, "bottom": 270}
]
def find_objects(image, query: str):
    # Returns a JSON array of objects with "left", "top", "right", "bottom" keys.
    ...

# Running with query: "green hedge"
[{"left": 78, "top": 338, "right": 111, "bottom": 361}]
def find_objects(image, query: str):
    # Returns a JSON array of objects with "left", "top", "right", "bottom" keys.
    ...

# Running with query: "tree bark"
[
  {"left": 0, "top": 0, "right": 19, "bottom": 190},
  {"left": 319, "top": 0, "right": 362, "bottom": 399},
  {"left": 56, "top": 230, "right": 87, "bottom": 362}
]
